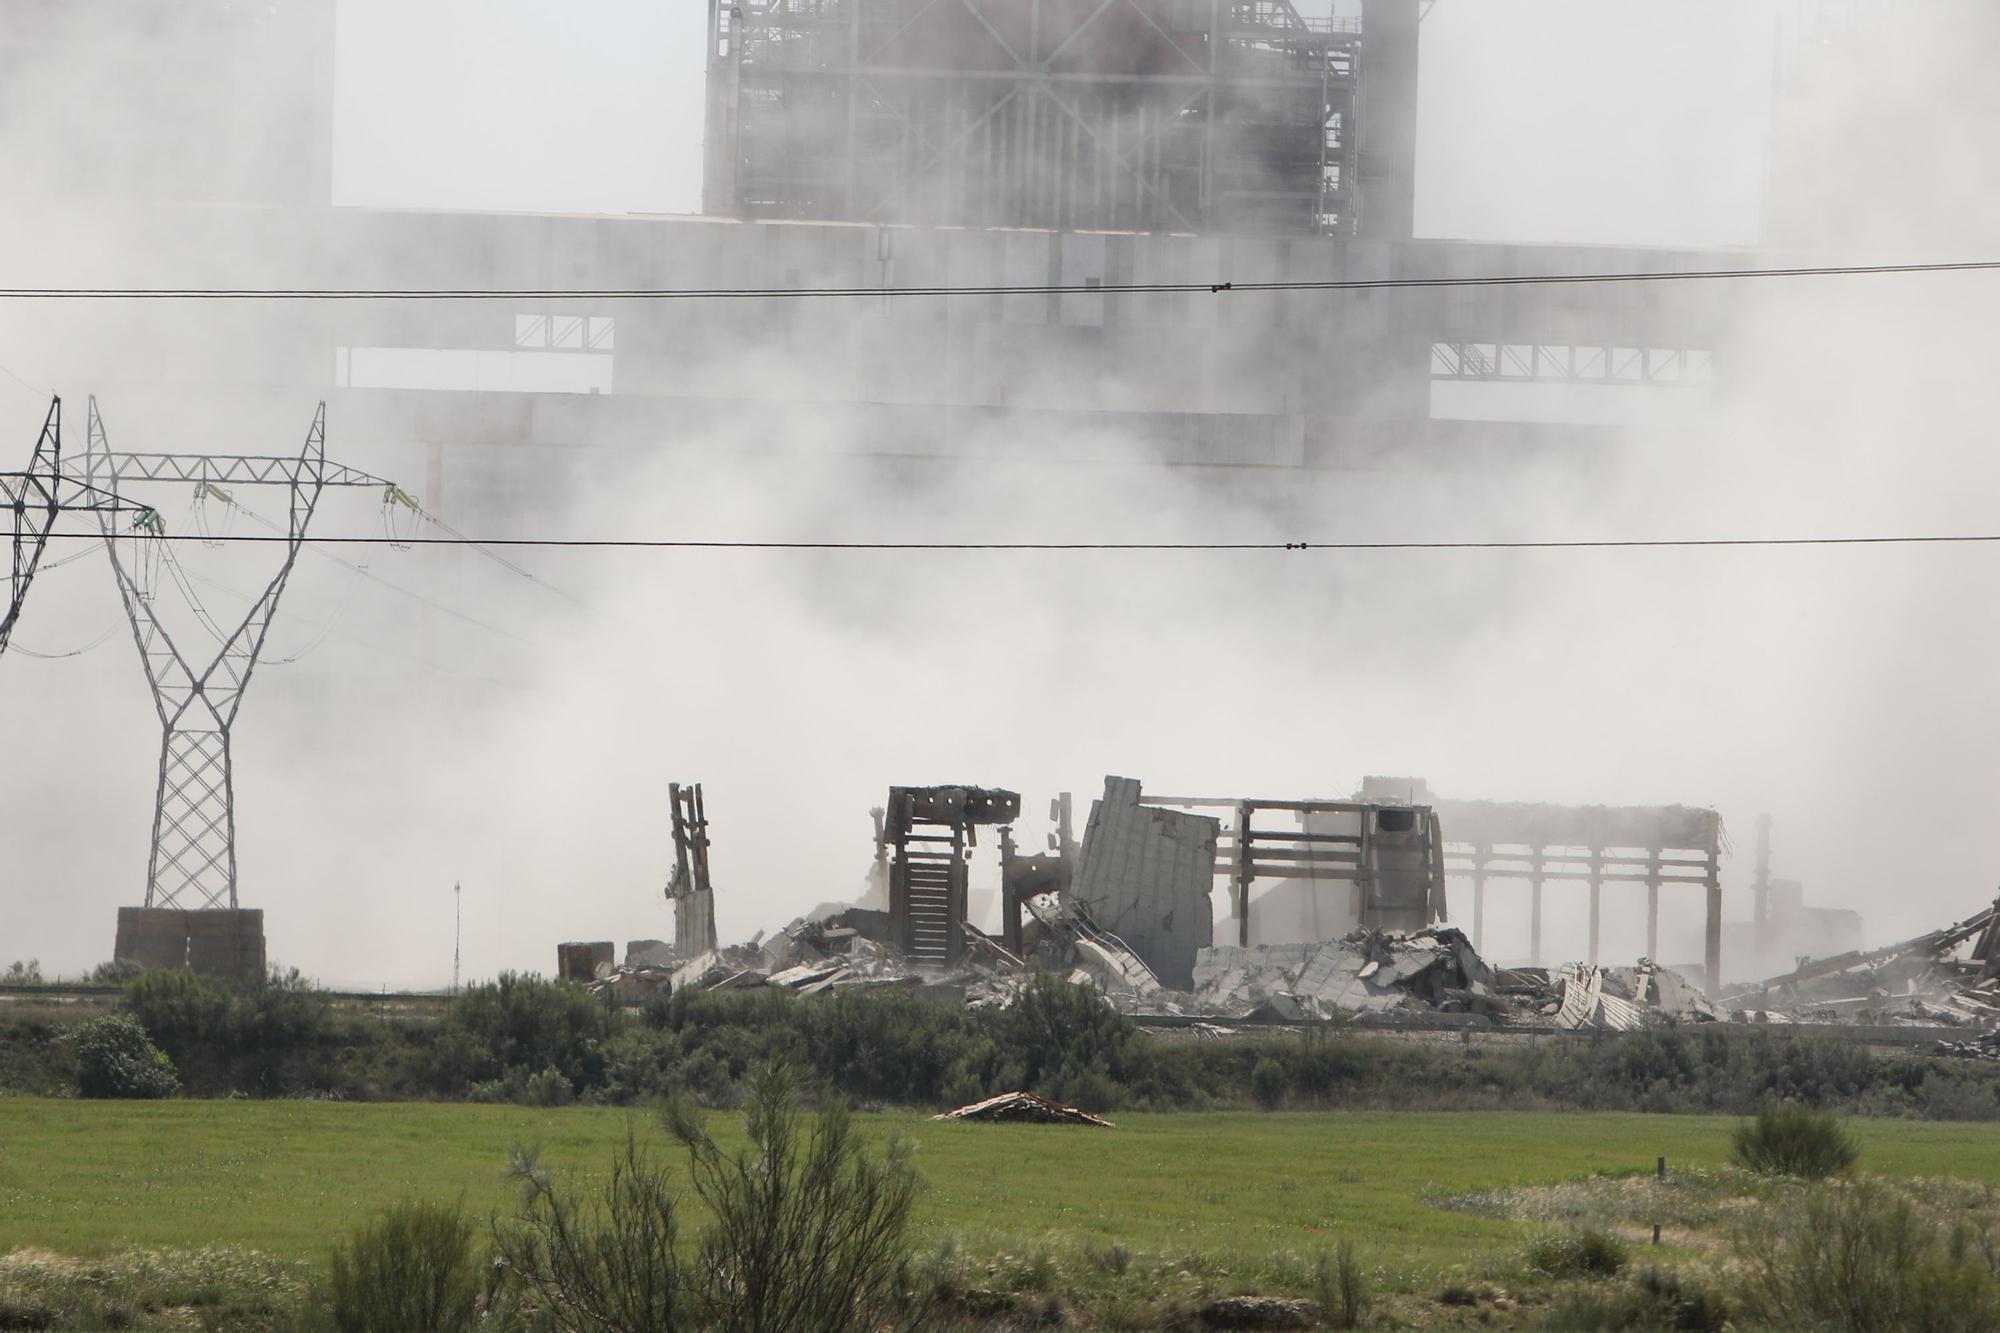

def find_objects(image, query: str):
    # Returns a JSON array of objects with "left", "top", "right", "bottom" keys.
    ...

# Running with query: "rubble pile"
[
  {"left": 585, "top": 865, "right": 2000, "bottom": 1042},
  {"left": 1721, "top": 901, "right": 2000, "bottom": 1028},
  {"left": 933, "top": 1091, "right": 1114, "bottom": 1127},
  {"left": 587, "top": 906, "right": 1025, "bottom": 1005},
  {"left": 1190, "top": 927, "right": 1500, "bottom": 1021}
]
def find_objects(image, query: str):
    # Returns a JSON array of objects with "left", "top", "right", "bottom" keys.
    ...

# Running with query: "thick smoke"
[{"left": 2, "top": 2, "right": 1995, "bottom": 988}]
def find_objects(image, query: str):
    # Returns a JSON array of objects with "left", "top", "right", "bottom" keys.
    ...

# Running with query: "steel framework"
[
  {"left": 704, "top": 0, "right": 1360, "bottom": 235},
  {"left": 2, "top": 397, "right": 154, "bottom": 658},
  {"left": 2, "top": 400, "right": 65, "bottom": 658},
  {"left": 79, "top": 398, "right": 395, "bottom": 911}
]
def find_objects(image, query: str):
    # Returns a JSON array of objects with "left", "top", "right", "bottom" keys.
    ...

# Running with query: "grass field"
[{"left": 6, "top": 1100, "right": 2000, "bottom": 1281}]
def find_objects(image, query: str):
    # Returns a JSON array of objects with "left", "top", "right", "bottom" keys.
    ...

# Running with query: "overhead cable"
[
  {"left": 1, "top": 259, "right": 1996, "bottom": 303},
  {"left": 31, "top": 532, "right": 2000, "bottom": 553}
]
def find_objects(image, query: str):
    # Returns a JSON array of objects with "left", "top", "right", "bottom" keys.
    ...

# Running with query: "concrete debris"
[
  {"left": 1024, "top": 892, "right": 1166, "bottom": 1000},
  {"left": 1191, "top": 926, "right": 1492, "bottom": 1020},
  {"left": 1721, "top": 898, "right": 2000, "bottom": 1028},
  {"left": 933, "top": 1091, "right": 1114, "bottom": 1127},
  {"left": 1556, "top": 965, "right": 1647, "bottom": 1032}
]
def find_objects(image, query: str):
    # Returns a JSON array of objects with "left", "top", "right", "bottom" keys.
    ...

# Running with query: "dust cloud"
[{"left": 1, "top": 2, "right": 1995, "bottom": 987}]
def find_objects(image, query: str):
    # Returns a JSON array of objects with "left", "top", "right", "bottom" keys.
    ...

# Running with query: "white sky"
[{"left": 332, "top": 0, "right": 1776, "bottom": 248}]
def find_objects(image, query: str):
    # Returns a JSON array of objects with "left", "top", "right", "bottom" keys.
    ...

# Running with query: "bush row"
[{"left": 12, "top": 966, "right": 2000, "bottom": 1119}]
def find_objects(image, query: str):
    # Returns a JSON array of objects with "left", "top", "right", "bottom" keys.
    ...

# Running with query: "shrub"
[
  {"left": 1, "top": 961, "right": 43, "bottom": 986},
  {"left": 496, "top": 1134, "right": 687, "bottom": 1333},
  {"left": 1631, "top": 1267, "right": 1728, "bottom": 1332},
  {"left": 522, "top": 1065, "right": 576, "bottom": 1107},
  {"left": 1437, "top": 1279, "right": 1491, "bottom": 1306},
  {"left": 1001, "top": 972, "right": 1136, "bottom": 1094},
  {"left": 1083, "top": 1241, "right": 1131, "bottom": 1276},
  {"left": 1735, "top": 1181, "right": 2000, "bottom": 1333},
  {"left": 493, "top": 1061, "right": 924, "bottom": 1333},
  {"left": 1250, "top": 1057, "right": 1286, "bottom": 1110},
  {"left": 124, "top": 967, "right": 336, "bottom": 1096},
  {"left": 665, "top": 1062, "right": 924, "bottom": 1333},
  {"left": 1525, "top": 1229, "right": 1628, "bottom": 1279},
  {"left": 1539, "top": 1270, "right": 1728, "bottom": 1332},
  {"left": 70, "top": 1013, "right": 179, "bottom": 1099},
  {"left": 324, "top": 1200, "right": 482, "bottom": 1333},
  {"left": 88, "top": 959, "right": 142, "bottom": 986},
  {"left": 1731, "top": 1101, "right": 1860, "bottom": 1178},
  {"left": 444, "top": 972, "right": 611, "bottom": 1093},
  {"left": 1544, "top": 1268, "right": 1729, "bottom": 1332},
  {"left": 1316, "top": 1240, "right": 1370, "bottom": 1329}
]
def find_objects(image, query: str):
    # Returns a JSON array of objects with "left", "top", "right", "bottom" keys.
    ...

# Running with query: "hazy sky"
[
  {"left": 11, "top": 1, "right": 1994, "bottom": 990},
  {"left": 333, "top": 0, "right": 1775, "bottom": 248}
]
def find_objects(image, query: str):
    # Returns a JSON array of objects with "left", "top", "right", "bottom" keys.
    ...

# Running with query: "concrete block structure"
[
  {"left": 557, "top": 941, "right": 615, "bottom": 982},
  {"left": 1069, "top": 776, "right": 1219, "bottom": 990},
  {"left": 113, "top": 907, "right": 266, "bottom": 984}
]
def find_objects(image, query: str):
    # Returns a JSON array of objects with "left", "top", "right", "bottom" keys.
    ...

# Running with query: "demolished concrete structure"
[
  {"left": 997, "top": 792, "right": 1075, "bottom": 955},
  {"left": 1362, "top": 776, "right": 1725, "bottom": 992},
  {"left": 1721, "top": 899, "right": 2000, "bottom": 1027},
  {"left": 557, "top": 940, "right": 615, "bottom": 983},
  {"left": 1068, "top": 777, "right": 1218, "bottom": 990},
  {"left": 570, "top": 770, "right": 2000, "bottom": 1043},
  {"left": 882, "top": 785, "right": 1020, "bottom": 968},
  {"left": 666, "top": 781, "right": 718, "bottom": 957},
  {"left": 1192, "top": 927, "right": 1494, "bottom": 1019}
]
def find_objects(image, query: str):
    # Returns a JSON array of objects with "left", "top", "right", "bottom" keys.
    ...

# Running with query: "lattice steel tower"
[
  {"left": 80, "top": 397, "right": 395, "bottom": 911},
  {"left": 1, "top": 399, "right": 63, "bottom": 657}
]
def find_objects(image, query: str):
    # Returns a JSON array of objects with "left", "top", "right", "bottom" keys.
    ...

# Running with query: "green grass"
[{"left": 4, "top": 1101, "right": 2000, "bottom": 1280}]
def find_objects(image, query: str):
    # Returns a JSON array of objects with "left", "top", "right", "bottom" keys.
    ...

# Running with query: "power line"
[
  {"left": 31, "top": 532, "right": 2000, "bottom": 553},
  {"left": 1, "top": 259, "right": 1996, "bottom": 303}
]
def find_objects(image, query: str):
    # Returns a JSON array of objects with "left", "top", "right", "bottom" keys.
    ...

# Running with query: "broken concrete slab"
[
  {"left": 1556, "top": 965, "right": 1647, "bottom": 1032},
  {"left": 1068, "top": 776, "right": 1218, "bottom": 990}
]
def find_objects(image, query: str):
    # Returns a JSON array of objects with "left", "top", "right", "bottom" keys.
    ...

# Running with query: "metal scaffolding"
[{"left": 704, "top": 0, "right": 1361, "bottom": 235}]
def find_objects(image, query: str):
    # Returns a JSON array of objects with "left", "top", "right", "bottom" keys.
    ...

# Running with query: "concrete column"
[
  {"left": 1529, "top": 849, "right": 1545, "bottom": 965},
  {"left": 1646, "top": 849, "right": 1661, "bottom": 963},
  {"left": 1587, "top": 848, "right": 1604, "bottom": 966}
]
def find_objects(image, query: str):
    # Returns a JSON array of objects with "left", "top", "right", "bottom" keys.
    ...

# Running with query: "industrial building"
[{"left": 3, "top": 0, "right": 1888, "bottom": 982}]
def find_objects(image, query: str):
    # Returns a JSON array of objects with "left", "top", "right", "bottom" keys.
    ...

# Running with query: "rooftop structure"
[{"left": 703, "top": 0, "right": 1419, "bottom": 238}]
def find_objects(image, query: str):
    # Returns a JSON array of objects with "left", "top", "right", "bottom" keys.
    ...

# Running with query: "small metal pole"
[
  {"left": 1657, "top": 1155, "right": 1666, "bottom": 1181},
  {"left": 1652, "top": 1223, "right": 1661, "bottom": 1245}
]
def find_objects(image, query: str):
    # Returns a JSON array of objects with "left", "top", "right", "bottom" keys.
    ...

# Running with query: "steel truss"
[
  {"left": 704, "top": 0, "right": 1359, "bottom": 235},
  {"left": 2, "top": 397, "right": 154, "bottom": 658},
  {"left": 78, "top": 398, "right": 390, "bottom": 912}
]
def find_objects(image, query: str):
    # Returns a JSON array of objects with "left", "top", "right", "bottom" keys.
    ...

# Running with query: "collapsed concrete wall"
[
  {"left": 1068, "top": 776, "right": 1218, "bottom": 990},
  {"left": 114, "top": 907, "right": 266, "bottom": 983}
]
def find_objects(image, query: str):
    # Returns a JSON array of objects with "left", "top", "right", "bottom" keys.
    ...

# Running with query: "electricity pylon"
[
  {"left": 2, "top": 397, "right": 153, "bottom": 658},
  {"left": 0, "top": 399, "right": 62, "bottom": 657},
  {"left": 80, "top": 397, "right": 398, "bottom": 911}
]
